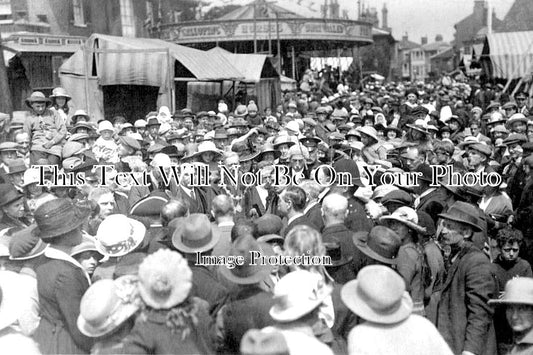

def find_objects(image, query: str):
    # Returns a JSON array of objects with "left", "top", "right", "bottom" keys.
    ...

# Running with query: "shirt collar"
[
  {"left": 517, "top": 327, "right": 533, "bottom": 345},
  {"left": 218, "top": 221, "right": 235, "bottom": 227},
  {"left": 287, "top": 213, "right": 304, "bottom": 226},
  {"left": 303, "top": 201, "right": 318, "bottom": 215},
  {"left": 419, "top": 187, "right": 436, "bottom": 199}
]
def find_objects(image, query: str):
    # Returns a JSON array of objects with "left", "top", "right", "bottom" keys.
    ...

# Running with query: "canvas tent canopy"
[
  {"left": 482, "top": 31, "right": 533, "bottom": 79},
  {"left": 186, "top": 47, "right": 280, "bottom": 112},
  {"left": 59, "top": 34, "right": 243, "bottom": 121}
]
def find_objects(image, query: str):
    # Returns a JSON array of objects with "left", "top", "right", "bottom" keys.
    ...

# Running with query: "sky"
[{"left": 204, "top": 0, "right": 517, "bottom": 44}]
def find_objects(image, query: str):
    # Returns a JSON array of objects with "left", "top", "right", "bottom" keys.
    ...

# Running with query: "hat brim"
[
  {"left": 95, "top": 219, "right": 146, "bottom": 257},
  {"left": 405, "top": 124, "right": 428, "bottom": 134},
  {"left": 488, "top": 298, "right": 533, "bottom": 306},
  {"left": 269, "top": 284, "right": 332, "bottom": 322},
  {"left": 0, "top": 192, "right": 24, "bottom": 207},
  {"left": 255, "top": 150, "right": 281, "bottom": 162},
  {"left": 379, "top": 215, "right": 426, "bottom": 234},
  {"left": 340, "top": 280, "right": 413, "bottom": 324},
  {"left": 437, "top": 212, "right": 482, "bottom": 232},
  {"left": 172, "top": 228, "right": 220, "bottom": 254},
  {"left": 25, "top": 98, "right": 52, "bottom": 108},
  {"left": 77, "top": 301, "right": 139, "bottom": 337},
  {"left": 354, "top": 240, "right": 398, "bottom": 265}
]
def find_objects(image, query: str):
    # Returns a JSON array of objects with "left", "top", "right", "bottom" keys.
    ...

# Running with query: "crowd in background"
[{"left": 0, "top": 71, "right": 533, "bottom": 354}]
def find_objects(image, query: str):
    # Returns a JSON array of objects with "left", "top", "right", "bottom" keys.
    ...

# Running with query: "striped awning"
[
  {"left": 485, "top": 31, "right": 533, "bottom": 79},
  {"left": 59, "top": 33, "right": 243, "bottom": 86}
]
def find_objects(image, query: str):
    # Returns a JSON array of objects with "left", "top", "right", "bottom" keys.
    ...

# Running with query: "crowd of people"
[{"left": 0, "top": 75, "right": 533, "bottom": 355}]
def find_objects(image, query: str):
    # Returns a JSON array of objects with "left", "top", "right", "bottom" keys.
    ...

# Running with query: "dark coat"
[
  {"left": 189, "top": 263, "right": 228, "bottom": 308},
  {"left": 123, "top": 297, "right": 215, "bottom": 354},
  {"left": 435, "top": 242, "right": 497, "bottom": 355},
  {"left": 34, "top": 250, "right": 94, "bottom": 354},
  {"left": 175, "top": 185, "right": 209, "bottom": 214},
  {"left": 304, "top": 202, "right": 324, "bottom": 232},
  {"left": 218, "top": 285, "right": 275, "bottom": 354},
  {"left": 282, "top": 214, "right": 317, "bottom": 237},
  {"left": 322, "top": 223, "right": 357, "bottom": 284},
  {"left": 345, "top": 196, "right": 373, "bottom": 233},
  {"left": 416, "top": 188, "right": 447, "bottom": 224},
  {"left": 330, "top": 283, "right": 358, "bottom": 355}
]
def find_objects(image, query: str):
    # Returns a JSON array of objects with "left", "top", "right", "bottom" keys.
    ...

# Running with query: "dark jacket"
[
  {"left": 322, "top": 223, "right": 356, "bottom": 284},
  {"left": 34, "top": 249, "right": 94, "bottom": 354},
  {"left": 217, "top": 285, "right": 275, "bottom": 354},
  {"left": 416, "top": 188, "right": 447, "bottom": 224},
  {"left": 435, "top": 242, "right": 497, "bottom": 355},
  {"left": 304, "top": 202, "right": 324, "bottom": 232},
  {"left": 282, "top": 214, "right": 317, "bottom": 237},
  {"left": 189, "top": 263, "right": 228, "bottom": 308},
  {"left": 123, "top": 297, "right": 215, "bottom": 354},
  {"left": 345, "top": 195, "right": 373, "bottom": 233}
]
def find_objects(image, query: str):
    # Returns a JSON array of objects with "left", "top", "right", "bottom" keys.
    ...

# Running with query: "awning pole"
[
  {"left": 291, "top": 46, "right": 296, "bottom": 80},
  {"left": 167, "top": 48, "right": 174, "bottom": 112},
  {"left": 83, "top": 43, "right": 91, "bottom": 118}
]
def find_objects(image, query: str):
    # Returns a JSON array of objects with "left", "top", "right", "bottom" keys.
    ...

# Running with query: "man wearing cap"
[
  {"left": 435, "top": 201, "right": 497, "bottom": 355},
  {"left": 466, "top": 143, "right": 495, "bottom": 174},
  {"left": 515, "top": 91, "right": 530, "bottom": 116},
  {"left": 0, "top": 183, "right": 29, "bottom": 231},
  {"left": 23, "top": 91, "right": 67, "bottom": 165}
]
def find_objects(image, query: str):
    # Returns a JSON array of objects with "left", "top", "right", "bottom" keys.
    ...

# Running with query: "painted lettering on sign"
[
  {"left": 181, "top": 26, "right": 221, "bottom": 37},
  {"left": 303, "top": 23, "right": 344, "bottom": 34}
]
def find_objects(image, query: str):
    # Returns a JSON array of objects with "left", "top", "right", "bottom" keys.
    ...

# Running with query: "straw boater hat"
[
  {"left": 50, "top": 87, "right": 71, "bottom": 101},
  {"left": 269, "top": 270, "right": 332, "bottom": 322},
  {"left": 380, "top": 206, "right": 427, "bottom": 234},
  {"left": 273, "top": 135, "right": 296, "bottom": 149},
  {"left": 172, "top": 214, "right": 219, "bottom": 254},
  {"left": 95, "top": 214, "right": 146, "bottom": 257},
  {"left": 353, "top": 226, "right": 402, "bottom": 265},
  {"left": 137, "top": 249, "right": 192, "bottom": 309},
  {"left": 489, "top": 277, "right": 533, "bottom": 306},
  {"left": 437, "top": 201, "right": 482, "bottom": 232},
  {"left": 78, "top": 275, "right": 141, "bottom": 337},
  {"left": 25, "top": 91, "right": 51, "bottom": 109},
  {"left": 341, "top": 265, "right": 413, "bottom": 324},
  {"left": 220, "top": 235, "right": 273, "bottom": 285}
]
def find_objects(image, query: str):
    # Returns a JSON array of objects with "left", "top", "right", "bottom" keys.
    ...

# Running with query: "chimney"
[
  {"left": 435, "top": 34, "right": 443, "bottom": 42},
  {"left": 402, "top": 33, "right": 408, "bottom": 42},
  {"left": 381, "top": 3, "right": 388, "bottom": 29},
  {"left": 421, "top": 36, "right": 428, "bottom": 45}
]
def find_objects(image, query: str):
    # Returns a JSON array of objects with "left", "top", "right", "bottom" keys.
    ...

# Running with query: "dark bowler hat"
[
  {"left": 414, "top": 163, "right": 433, "bottom": 183},
  {"left": 33, "top": 199, "right": 90, "bottom": 241},
  {"left": 353, "top": 226, "right": 401, "bottom": 265},
  {"left": 438, "top": 201, "right": 482, "bottom": 232},
  {"left": 219, "top": 235, "right": 273, "bottom": 285},
  {"left": 0, "top": 183, "right": 24, "bottom": 207},
  {"left": 146, "top": 118, "right": 160, "bottom": 127}
]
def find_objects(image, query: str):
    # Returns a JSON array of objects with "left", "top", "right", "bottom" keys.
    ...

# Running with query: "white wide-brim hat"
[{"left": 95, "top": 214, "right": 146, "bottom": 257}]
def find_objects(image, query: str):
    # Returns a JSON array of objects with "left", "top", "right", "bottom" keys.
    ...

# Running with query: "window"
[
  {"left": 120, "top": 0, "right": 135, "bottom": 37},
  {"left": 72, "top": 0, "right": 85, "bottom": 26}
]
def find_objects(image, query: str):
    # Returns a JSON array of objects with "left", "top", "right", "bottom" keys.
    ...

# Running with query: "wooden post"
[
  {"left": 83, "top": 43, "right": 91, "bottom": 118},
  {"left": 0, "top": 32, "right": 13, "bottom": 115},
  {"left": 166, "top": 48, "right": 174, "bottom": 112}
]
